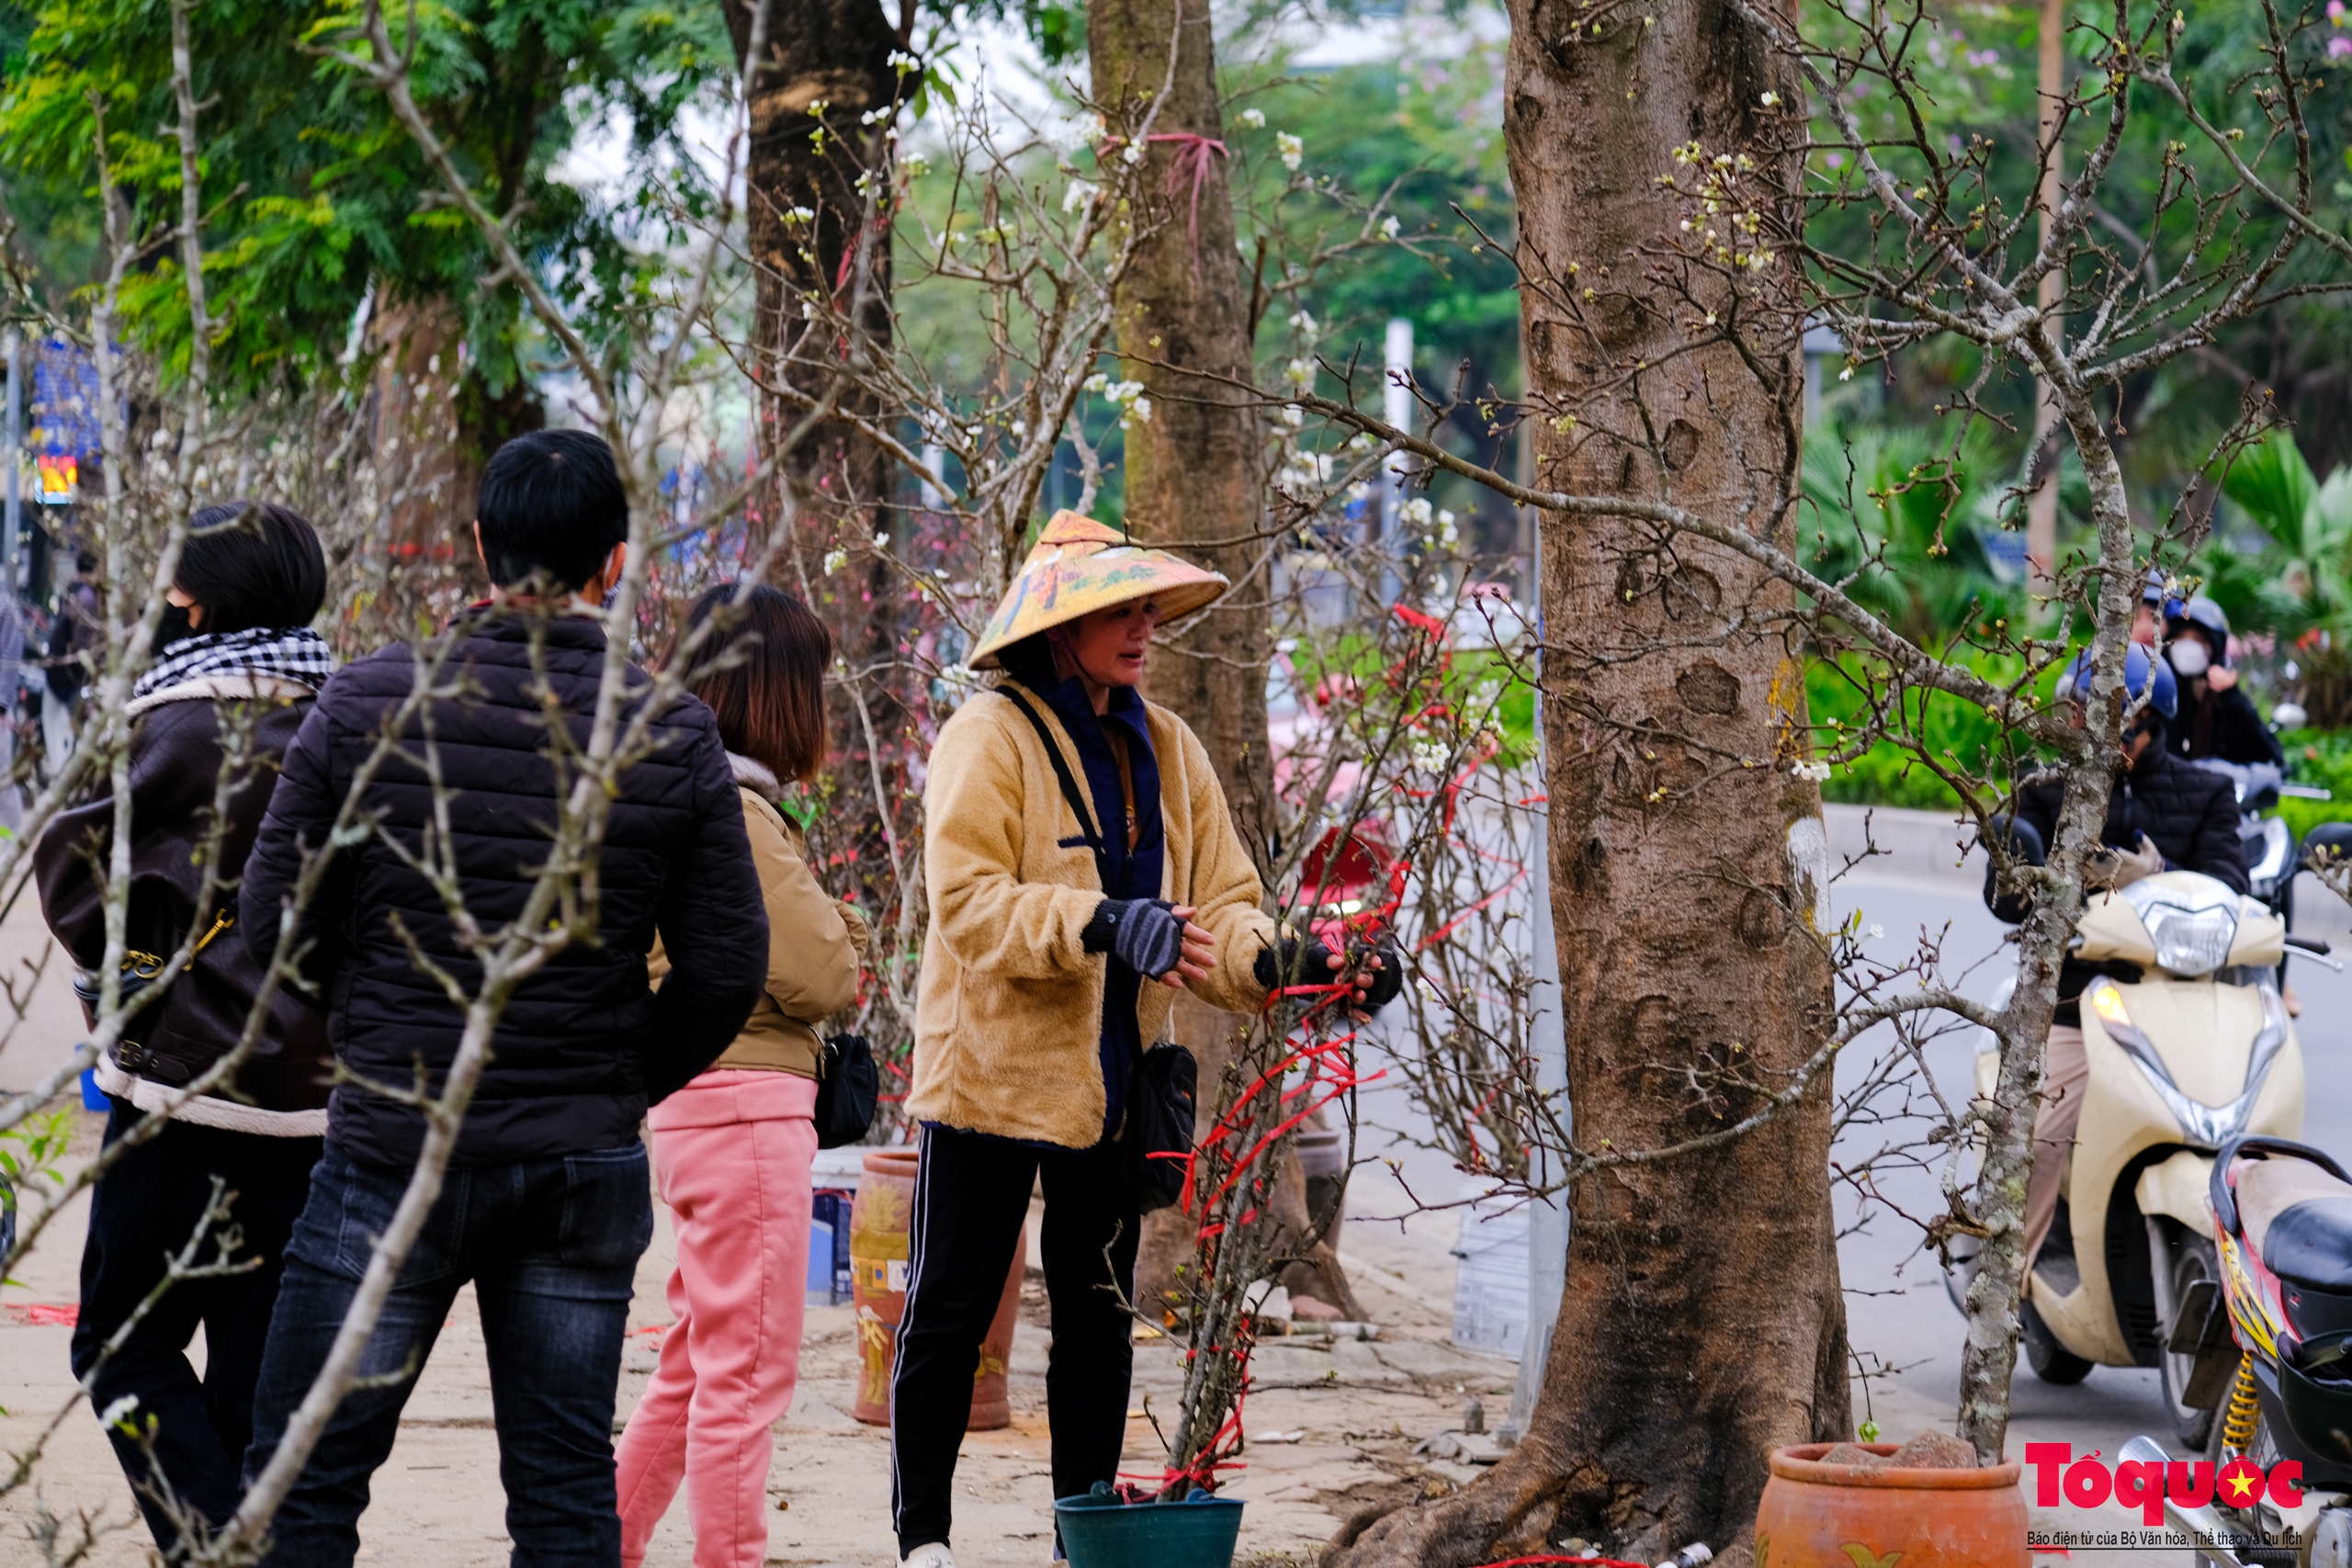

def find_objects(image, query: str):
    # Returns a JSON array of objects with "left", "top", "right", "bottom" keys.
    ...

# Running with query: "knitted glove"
[
  {"left": 1356, "top": 938, "right": 1406, "bottom": 1010},
  {"left": 1082, "top": 897, "right": 1185, "bottom": 978},
  {"left": 1254, "top": 934, "right": 1338, "bottom": 993}
]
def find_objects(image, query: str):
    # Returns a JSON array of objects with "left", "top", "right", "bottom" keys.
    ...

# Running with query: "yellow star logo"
[{"left": 2222, "top": 1470, "right": 2259, "bottom": 1504}]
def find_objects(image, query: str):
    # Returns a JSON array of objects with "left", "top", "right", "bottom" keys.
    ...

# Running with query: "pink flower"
[{"left": 2331, "top": 34, "right": 2352, "bottom": 56}]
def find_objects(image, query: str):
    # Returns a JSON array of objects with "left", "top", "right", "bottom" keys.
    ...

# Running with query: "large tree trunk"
[
  {"left": 725, "top": 0, "right": 909, "bottom": 923},
  {"left": 1328, "top": 2, "right": 1848, "bottom": 1562},
  {"left": 1086, "top": 0, "right": 1356, "bottom": 1321}
]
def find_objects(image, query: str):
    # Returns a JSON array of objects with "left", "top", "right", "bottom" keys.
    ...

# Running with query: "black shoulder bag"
[
  {"left": 998, "top": 685, "right": 1197, "bottom": 1213},
  {"left": 814, "top": 1032, "right": 879, "bottom": 1149}
]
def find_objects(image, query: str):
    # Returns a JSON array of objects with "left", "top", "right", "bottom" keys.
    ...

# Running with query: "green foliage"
[
  {"left": 1800, "top": 412, "right": 2023, "bottom": 649},
  {"left": 0, "top": 0, "right": 734, "bottom": 402},
  {"left": 1807, "top": 653, "right": 2027, "bottom": 813},
  {"left": 2200, "top": 425, "right": 2352, "bottom": 637}
]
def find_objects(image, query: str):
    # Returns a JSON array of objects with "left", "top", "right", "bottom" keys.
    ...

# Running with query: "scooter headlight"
[
  {"left": 2123, "top": 879, "right": 2241, "bottom": 977},
  {"left": 2086, "top": 979, "right": 2289, "bottom": 1149}
]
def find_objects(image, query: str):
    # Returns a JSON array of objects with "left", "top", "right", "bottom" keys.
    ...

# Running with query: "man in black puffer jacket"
[{"left": 238, "top": 431, "right": 767, "bottom": 1567}]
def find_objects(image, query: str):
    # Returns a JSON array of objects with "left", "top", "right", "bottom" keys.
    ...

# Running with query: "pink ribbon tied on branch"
[{"left": 1100, "top": 130, "right": 1230, "bottom": 279}]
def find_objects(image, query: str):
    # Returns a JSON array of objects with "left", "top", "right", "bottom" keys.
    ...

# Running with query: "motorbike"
[
  {"left": 2120, "top": 1134, "right": 2352, "bottom": 1568},
  {"left": 1947, "top": 866, "right": 2337, "bottom": 1453},
  {"left": 2191, "top": 759, "right": 2332, "bottom": 946}
]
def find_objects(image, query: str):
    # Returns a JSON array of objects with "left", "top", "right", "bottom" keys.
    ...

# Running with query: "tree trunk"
[
  {"left": 1327, "top": 2, "right": 1849, "bottom": 1562},
  {"left": 1087, "top": 0, "right": 1342, "bottom": 1320},
  {"left": 725, "top": 0, "right": 908, "bottom": 923}
]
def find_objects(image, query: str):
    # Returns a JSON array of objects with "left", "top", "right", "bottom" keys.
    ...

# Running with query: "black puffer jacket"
[
  {"left": 38, "top": 680, "right": 332, "bottom": 1128},
  {"left": 2171, "top": 682, "right": 2286, "bottom": 768},
  {"left": 241, "top": 613, "right": 768, "bottom": 1168},
  {"left": 1996, "top": 742, "right": 2248, "bottom": 1026},
  {"left": 2009, "top": 743, "right": 2249, "bottom": 894}
]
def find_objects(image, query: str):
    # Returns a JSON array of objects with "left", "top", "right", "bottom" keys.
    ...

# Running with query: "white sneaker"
[{"left": 902, "top": 1546, "right": 957, "bottom": 1568}]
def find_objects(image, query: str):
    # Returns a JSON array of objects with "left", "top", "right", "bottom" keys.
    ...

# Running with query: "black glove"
[
  {"left": 1082, "top": 897, "right": 1184, "bottom": 978},
  {"left": 1253, "top": 934, "right": 1406, "bottom": 1010},
  {"left": 1254, "top": 934, "right": 1336, "bottom": 993},
  {"left": 1357, "top": 937, "right": 1406, "bottom": 1010}
]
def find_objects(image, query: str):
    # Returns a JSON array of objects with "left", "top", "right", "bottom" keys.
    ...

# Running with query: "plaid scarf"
[{"left": 133, "top": 626, "right": 336, "bottom": 700}]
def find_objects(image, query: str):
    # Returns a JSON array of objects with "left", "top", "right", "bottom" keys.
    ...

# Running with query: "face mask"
[
  {"left": 2168, "top": 638, "right": 2211, "bottom": 678},
  {"left": 152, "top": 603, "right": 198, "bottom": 655}
]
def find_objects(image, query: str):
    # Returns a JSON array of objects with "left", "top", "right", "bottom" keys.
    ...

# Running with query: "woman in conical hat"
[{"left": 888, "top": 512, "right": 1385, "bottom": 1568}]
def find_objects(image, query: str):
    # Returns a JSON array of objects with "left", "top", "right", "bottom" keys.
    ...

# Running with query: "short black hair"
[
  {"left": 475, "top": 429, "right": 628, "bottom": 591},
  {"left": 176, "top": 502, "right": 328, "bottom": 634}
]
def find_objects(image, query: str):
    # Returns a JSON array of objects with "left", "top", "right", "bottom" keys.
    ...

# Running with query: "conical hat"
[{"left": 967, "top": 511, "right": 1228, "bottom": 670}]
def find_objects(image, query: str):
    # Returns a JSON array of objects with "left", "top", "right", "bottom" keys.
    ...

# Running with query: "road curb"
[{"left": 1825, "top": 802, "right": 1981, "bottom": 888}]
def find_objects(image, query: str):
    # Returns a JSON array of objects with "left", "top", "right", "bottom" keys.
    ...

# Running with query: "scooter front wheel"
[{"left": 2022, "top": 1300, "right": 2094, "bottom": 1384}]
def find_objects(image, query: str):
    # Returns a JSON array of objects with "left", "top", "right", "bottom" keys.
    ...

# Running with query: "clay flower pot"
[
  {"left": 848, "top": 1147, "right": 1025, "bottom": 1428},
  {"left": 1756, "top": 1443, "right": 2027, "bottom": 1568}
]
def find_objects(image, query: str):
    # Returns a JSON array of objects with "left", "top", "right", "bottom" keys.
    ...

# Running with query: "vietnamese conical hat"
[{"left": 967, "top": 511, "right": 1228, "bottom": 671}]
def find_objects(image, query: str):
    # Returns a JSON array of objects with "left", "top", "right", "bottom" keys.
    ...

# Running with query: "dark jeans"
[
  {"left": 72, "top": 1098, "right": 320, "bottom": 1552},
  {"left": 242, "top": 1139, "right": 652, "bottom": 1567},
  {"left": 889, "top": 1122, "right": 1140, "bottom": 1555}
]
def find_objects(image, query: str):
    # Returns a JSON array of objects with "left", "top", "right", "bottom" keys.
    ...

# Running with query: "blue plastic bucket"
[
  {"left": 1052, "top": 1487, "right": 1244, "bottom": 1568},
  {"left": 79, "top": 1067, "right": 107, "bottom": 1111}
]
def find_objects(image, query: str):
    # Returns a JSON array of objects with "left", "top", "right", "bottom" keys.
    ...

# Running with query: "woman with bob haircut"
[
  {"left": 614, "top": 582, "right": 870, "bottom": 1568},
  {"left": 37, "top": 501, "right": 336, "bottom": 1550}
]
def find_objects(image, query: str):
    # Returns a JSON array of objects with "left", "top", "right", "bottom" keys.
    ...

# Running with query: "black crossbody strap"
[{"left": 998, "top": 685, "right": 1111, "bottom": 888}]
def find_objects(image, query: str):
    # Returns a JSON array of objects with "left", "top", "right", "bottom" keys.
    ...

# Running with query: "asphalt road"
[{"left": 1827, "top": 864, "right": 2352, "bottom": 1554}]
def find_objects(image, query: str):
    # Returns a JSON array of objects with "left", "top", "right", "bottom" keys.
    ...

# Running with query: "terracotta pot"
[
  {"left": 1757, "top": 1444, "right": 2026, "bottom": 1568},
  {"left": 848, "top": 1146, "right": 1025, "bottom": 1429}
]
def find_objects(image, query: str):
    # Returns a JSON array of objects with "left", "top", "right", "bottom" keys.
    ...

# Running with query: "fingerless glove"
[{"left": 1082, "top": 897, "right": 1184, "bottom": 978}]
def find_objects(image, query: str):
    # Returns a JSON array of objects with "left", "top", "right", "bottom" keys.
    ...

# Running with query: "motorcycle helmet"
[
  {"left": 2165, "top": 594, "right": 2232, "bottom": 675},
  {"left": 2056, "top": 642, "right": 2178, "bottom": 722}
]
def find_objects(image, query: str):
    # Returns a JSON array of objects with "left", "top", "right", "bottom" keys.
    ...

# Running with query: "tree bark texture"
[
  {"left": 725, "top": 0, "right": 908, "bottom": 919},
  {"left": 1084, "top": 0, "right": 1350, "bottom": 1322},
  {"left": 1328, "top": 2, "right": 1849, "bottom": 1562}
]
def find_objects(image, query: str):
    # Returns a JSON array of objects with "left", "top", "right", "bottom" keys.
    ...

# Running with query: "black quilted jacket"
[
  {"left": 240, "top": 612, "right": 768, "bottom": 1168},
  {"left": 2010, "top": 744, "right": 2249, "bottom": 894}
]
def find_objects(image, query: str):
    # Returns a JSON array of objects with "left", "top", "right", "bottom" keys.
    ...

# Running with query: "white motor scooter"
[{"left": 1946, "top": 870, "right": 2337, "bottom": 1449}]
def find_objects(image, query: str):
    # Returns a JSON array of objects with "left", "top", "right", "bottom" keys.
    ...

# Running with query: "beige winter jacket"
[
  {"left": 909, "top": 686, "right": 1277, "bottom": 1148},
  {"left": 652, "top": 758, "right": 869, "bottom": 1079}
]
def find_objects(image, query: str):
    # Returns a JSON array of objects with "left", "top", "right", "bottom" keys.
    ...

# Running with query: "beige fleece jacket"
[
  {"left": 909, "top": 686, "right": 1277, "bottom": 1148},
  {"left": 652, "top": 776, "right": 869, "bottom": 1079}
]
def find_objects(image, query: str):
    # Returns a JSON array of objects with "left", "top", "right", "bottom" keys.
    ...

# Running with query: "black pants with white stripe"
[{"left": 890, "top": 1121, "right": 1140, "bottom": 1554}]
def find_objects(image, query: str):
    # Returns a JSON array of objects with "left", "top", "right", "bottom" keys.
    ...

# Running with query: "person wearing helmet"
[
  {"left": 2165, "top": 595, "right": 2285, "bottom": 767},
  {"left": 1987, "top": 641, "right": 2247, "bottom": 1271},
  {"left": 2132, "top": 567, "right": 2169, "bottom": 649}
]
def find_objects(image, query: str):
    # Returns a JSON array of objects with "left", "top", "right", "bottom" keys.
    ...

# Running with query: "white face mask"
[{"left": 2169, "top": 638, "right": 2211, "bottom": 678}]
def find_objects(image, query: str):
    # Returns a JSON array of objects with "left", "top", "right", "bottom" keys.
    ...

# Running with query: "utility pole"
[
  {"left": 1379, "top": 318, "right": 1413, "bottom": 605},
  {"left": 2027, "top": 0, "right": 2065, "bottom": 593}
]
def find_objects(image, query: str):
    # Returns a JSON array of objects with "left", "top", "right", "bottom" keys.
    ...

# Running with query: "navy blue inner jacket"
[{"left": 1033, "top": 675, "right": 1165, "bottom": 1142}]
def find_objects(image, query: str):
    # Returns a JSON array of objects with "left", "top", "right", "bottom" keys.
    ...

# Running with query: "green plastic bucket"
[{"left": 1052, "top": 1486, "right": 1245, "bottom": 1568}]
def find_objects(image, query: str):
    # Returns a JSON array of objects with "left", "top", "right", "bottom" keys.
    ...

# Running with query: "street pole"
[
  {"left": 2026, "top": 0, "right": 2064, "bottom": 596},
  {"left": 1505, "top": 509, "right": 1568, "bottom": 1440},
  {"left": 1379, "top": 318, "right": 1413, "bottom": 606},
  {"left": 5, "top": 331, "right": 18, "bottom": 597}
]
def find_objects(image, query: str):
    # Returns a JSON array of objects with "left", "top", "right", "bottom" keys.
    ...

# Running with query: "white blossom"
[
  {"left": 1790, "top": 759, "right": 1833, "bottom": 782},
  {"left": 1403, "top": 497, "right": 1434, "bottom": 527},
  {"left": 822, "top": 549, "right": 849, "bottom": 576},
  {"left": 1381, "top": 213, "right": 1401, "bottom": 240},
  {"left": 1276, "top": 131, "right": 1304, "bottom": 171},
  {"left": 1239, "top": 107, "right": 1266, "bottom": 129},
  {"left": 1063, "top": 179, "right": 1098, "bottom": 214},
  {"left": 1123, "top": 141, "right": 1146, "bottom": 165}
]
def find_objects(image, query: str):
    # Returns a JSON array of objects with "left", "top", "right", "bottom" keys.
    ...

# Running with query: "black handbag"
[
  {"left": 998, "top": 686, "right": 1199, "bottom": 1213},
  {"left": 814, "top": 1032, "right": 879, "bottom": 1149}
]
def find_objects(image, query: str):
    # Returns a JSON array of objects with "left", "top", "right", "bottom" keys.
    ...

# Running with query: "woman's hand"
[{"left": 1159, "top": 905, "right": 1218, "bottom": 988}]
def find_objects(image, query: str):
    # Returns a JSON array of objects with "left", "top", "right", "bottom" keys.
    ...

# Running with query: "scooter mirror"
[{"left": 2274, "top": 701, "right": 2309, "bottom": 732}]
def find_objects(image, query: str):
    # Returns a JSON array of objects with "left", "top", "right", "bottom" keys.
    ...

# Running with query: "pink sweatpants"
[{"left": 616, "top": 1070, "right": 819, "bottom": 1568}]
